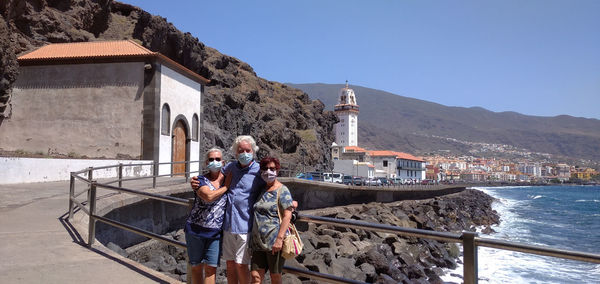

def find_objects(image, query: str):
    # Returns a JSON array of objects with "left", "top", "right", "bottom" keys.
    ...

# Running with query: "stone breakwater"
[{"left": 121, "top": 189, "right": 499, "bottom": 283}]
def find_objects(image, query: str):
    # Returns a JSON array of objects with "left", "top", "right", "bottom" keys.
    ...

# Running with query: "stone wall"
[
  {"left": 280, "top": 178, "right": 465, "bottom": 210},
  {"left": 0, "top": 62, "right": 145, "bottom": 159}
]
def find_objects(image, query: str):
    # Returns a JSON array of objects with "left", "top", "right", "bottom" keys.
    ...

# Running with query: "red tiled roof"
[
  {"left": 18, "top": 40, "right": 155, "bottom": 60},
  {"left": 344, "top": 146, "right": 367, "bottom": 152},
  {"left": 17, "top": 40, "right": 210, "bottom": 84},
  {"left": 395, "top": 152, "right": 424, "bottom": 162},
  {"left": 368, "top": 150, "right": 399, "bottom": 157}
]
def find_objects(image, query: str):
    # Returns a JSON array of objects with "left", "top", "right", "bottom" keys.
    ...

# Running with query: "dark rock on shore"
[{"left": 122, "top": 189, "right": 499, "bottom": 283}]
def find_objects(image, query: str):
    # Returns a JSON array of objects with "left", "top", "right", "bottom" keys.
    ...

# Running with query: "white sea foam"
[
  {"left": 447, "top": 186, "right": 600, "bottom": 283},
  {"left": 575, "top": 199, "right": 600, "bottom": 203}
]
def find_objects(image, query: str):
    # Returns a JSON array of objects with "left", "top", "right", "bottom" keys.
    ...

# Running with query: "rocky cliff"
[{"left": 0, "top": 0, "right": 337, "bottom": 168}]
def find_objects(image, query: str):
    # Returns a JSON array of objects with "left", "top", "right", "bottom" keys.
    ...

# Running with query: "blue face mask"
[
  {"left": 237, "top": 152, "right": 253, "bottom": 166},
  {"left": 207, "top": 160, "right": 222, "bottom": 172}
]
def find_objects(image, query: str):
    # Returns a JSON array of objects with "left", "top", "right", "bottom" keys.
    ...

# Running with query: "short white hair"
[
  {"left": 231, "top": 135, "right": 259, "bottom": 157},
  {"left": 205, "top": 147, "right": 223, "bottom": 162}
]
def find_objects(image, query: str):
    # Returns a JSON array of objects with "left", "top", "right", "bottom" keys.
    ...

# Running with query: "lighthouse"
[{"left": 334, "top": 81, "right": 359, "bottom": 146}]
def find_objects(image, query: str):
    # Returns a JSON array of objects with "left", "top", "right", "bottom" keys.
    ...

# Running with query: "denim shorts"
[{"left": 185, "top": 231, "right": 221, "bottom": 267}]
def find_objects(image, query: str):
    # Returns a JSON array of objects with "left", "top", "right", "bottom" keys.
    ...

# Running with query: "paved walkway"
[{"left": 0, "top": 178, "right": 189, "bottom": 284}]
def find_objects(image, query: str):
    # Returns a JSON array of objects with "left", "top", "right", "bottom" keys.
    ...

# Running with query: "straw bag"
[{"left": 276, "top": 187, "right": 303, "bottom": 259}]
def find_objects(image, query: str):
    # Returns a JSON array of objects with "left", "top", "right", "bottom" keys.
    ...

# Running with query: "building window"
[
  {"left": 161, "top": 104, "right": 170, "bottom": 135},
  {"left": 192, "top": 114, "right": 199, "bottom": 141},
  {"left": 383, "top": 160, "right": 388, "bottom": 167}
]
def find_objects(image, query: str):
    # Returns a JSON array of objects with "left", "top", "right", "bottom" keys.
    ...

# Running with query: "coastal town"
[{"left": 326, "top": 83, "right": 599, "bottom": 185}]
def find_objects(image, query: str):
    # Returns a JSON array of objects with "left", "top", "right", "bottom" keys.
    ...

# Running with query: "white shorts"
[{"left": 222, "top": 231, "right": 251, "bottom": 265}]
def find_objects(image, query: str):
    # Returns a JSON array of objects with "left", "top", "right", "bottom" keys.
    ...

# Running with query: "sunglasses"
[
  {"left": 208, "top": 158, "right": 222, "bottom": 162},
  {"left": 262, "top": 167, "right": 277, "bottom": 171}
]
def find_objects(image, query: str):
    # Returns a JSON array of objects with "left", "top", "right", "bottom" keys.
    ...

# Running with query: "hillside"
[
  {"left": 0, "top": 1, "right": 337, "bottom": 170},
  {"left": 288, "top": 83, "right": 600, "bottom": 163}
]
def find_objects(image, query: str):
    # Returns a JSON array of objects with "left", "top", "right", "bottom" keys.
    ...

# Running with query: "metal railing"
[{"left": 69, "top": 163, "right": 600, "bottom": 284}]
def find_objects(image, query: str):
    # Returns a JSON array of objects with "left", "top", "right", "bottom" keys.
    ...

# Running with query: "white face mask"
[
  {"left": 207, "top": 160, "right": 222, "bottom": 172},
  {"left": 261, "top": 169, "right": 277, "bottom": 183}
]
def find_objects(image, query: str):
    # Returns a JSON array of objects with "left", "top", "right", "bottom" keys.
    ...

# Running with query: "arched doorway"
[{"left": 172, "top": 120, "right": 188, "bottom": 176}]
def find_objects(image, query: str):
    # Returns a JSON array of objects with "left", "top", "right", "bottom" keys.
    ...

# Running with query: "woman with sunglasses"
[
  {"left": 185, "top": 147, "right": 230, "bottom": 284},
  {"left": 250, "top": 156, "right": 294, "bottom": 284}
]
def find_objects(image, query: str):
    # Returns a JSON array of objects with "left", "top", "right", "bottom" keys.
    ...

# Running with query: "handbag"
[{"left": 276, "top": 186, "right": 303, "bottom": 259}]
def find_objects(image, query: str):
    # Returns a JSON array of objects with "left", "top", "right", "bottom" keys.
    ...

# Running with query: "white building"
[
  {"left": 396, "top": 153, "right": 426, "bottom": 182},
  {"left": 1, "top": 40, "right": 208, "bottom": 177},
  {"left": 333, "top": 159, "right": 374, "bottom": 178},
  {"left": 368, "top": 151, "right": 399, "bottom": 178},
  {"left": 334, "top": 82, "right": 359, "bottom": 147}
]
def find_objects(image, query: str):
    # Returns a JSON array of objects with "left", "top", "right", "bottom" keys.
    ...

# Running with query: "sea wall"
[{"left": 279, "top": 177, "right": 466, "bottom": 210}]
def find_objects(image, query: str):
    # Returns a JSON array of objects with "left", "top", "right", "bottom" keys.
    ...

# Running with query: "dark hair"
[{"left": 260, "top": 156, "right": 281, "bottom": 171}]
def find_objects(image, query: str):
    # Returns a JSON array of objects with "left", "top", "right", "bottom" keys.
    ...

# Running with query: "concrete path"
[{"left": 0, "top": 179, "right": 187, "bottom": 284}]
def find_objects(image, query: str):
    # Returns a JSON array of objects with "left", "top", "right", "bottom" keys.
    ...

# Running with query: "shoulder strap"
[{"left": 275, "top": 185, "right": 282, "bottom": 222}]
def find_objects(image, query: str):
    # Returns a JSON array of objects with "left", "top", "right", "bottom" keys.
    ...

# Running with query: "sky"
[{"left": 123, "top": 0, "right": 600, "bottom": 119}]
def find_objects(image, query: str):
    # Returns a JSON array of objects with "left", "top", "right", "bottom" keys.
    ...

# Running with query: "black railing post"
[
  {"left": 153, "top": 160, "right": 157, "bottom": 188},
  {"left": 462, "top": 231, "right": 479, "bottom": 284},
  {"left": 87, "top": 167, "right": 93, "bottom": 201},
  {"left": 88, "top": 181, "right": 97, "bottom": 247},
  {"left": 68, "top": 173, "right": 75, "bottom": 219},
  {"left": 118, "top": 163, "right": 123, "bottom": 187}
]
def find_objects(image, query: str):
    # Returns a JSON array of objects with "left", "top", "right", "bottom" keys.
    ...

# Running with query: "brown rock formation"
[{"left": 0, "top": 0, "right": 337, "bottom": 169}]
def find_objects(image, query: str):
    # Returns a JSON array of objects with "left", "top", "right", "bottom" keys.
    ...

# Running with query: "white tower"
[{"left": 334, "top": 81, "right": 359, "bottom": 146}]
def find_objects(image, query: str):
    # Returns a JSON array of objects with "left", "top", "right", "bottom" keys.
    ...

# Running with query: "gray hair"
[
  {"left": 230, "top": 135, "right": 259, "bottom": 157},
  {"left": 205, "top": 147, "right": 223, "bottom": 162}
]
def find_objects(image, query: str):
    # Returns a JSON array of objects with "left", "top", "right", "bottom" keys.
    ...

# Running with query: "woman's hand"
[
  {"left": 271, "top": 236, "right": 283, "bottom": 254},
  {"left": 190, "top": 176, "right": 200, "bottom": 190}
]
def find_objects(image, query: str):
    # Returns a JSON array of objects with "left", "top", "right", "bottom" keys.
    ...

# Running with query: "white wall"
[
  {"left": 370, "top": 156, "right": 396, "bottom": 178},
  {"left": 333, "top": 160, "right": 373, "bottom": 178},
  {"left": 0, "top": 157, "right": 153, "bottom": 184},
  {"left": 158, "top": 65, "right": 202, "bottom": 175}
]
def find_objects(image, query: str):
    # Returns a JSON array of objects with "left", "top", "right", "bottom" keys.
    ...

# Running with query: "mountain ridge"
[{"left": 288, "top": 83, "right": 600, "bottom": 163}]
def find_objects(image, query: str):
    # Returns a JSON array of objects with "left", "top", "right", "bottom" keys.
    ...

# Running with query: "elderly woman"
[
  {"left": 250, "top": 156, "right": 294, "bottom": 284},
  {"left": 185, "top": 147, "right": 229, "bottom": 284}
]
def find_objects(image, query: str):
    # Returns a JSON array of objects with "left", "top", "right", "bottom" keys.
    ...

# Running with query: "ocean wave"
[
  {"left": 530, "top": 195, "right": 543, "bottom": 199},
  {"left": 575, "top": 199, "right": 600, "bottom": 203}
]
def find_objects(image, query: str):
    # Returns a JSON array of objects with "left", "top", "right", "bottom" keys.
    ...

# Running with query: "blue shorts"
[{"left": 185, "top": 231, "right": 221, "bottom": 267}]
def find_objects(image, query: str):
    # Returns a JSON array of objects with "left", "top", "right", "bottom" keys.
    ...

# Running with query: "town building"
[
  {"left": 334, "top": 81, "right": 359, "bottom": 147},
  {"left": 330, "top": 83, "right": 424, "bottom": 181},
  {"left": 0, "top": 40, "right": 209, "bottom": 176},
  {"left": 368, "top": 150, "right": 400, "bottom": 178},
  {"left": 396, "top": 153, "right": 426, "bottom": 181}
]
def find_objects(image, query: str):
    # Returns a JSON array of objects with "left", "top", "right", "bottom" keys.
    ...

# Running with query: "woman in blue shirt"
[{"left": 185, "top": 147, "right": 230, "bottom": 284}]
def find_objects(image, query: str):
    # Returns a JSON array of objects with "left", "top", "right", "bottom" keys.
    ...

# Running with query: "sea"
[{"left": 441, "top": 185, "right": 600, "bottom": 284}]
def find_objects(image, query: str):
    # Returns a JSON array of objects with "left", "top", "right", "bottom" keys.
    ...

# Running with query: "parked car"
[
  {"left": 352, "top": 176, "right": 364, "bottom": 186},
  {"left": 296, "top": 172, "right": 313, "bottom": 180},
  {"left": 342, "top": 175, "right": 354, "bottom": 185},
  {"left": 323, "top": 172, "right": 343, "bottom": 183},
  {"left": 308, "top": 172, "right": 325, "bottom": 181},
  {"left": 365, "top": 178, "right": 382, "bottom": 186},
  {"left": 377, "top": 177, "right": 390, "bottom": 186}
]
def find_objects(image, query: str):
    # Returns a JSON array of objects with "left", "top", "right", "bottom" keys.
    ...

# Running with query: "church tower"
[{"left": 334, "top": 81, "right": 359, "bottom": 146}]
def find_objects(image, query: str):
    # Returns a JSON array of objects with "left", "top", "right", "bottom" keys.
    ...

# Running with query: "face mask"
[
  {"left": 237, "top": 152, "right": 253, "bottom": 166},
  {"left": 207, "top": 160, "right": 222, "bottom": 172},
  {"left": 261, "top": 169, "right": 277, "bottom": 183}
]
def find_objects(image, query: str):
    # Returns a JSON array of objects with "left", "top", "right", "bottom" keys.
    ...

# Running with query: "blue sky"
[{"left": 124, "top": 0, "right": 600, "bottom": 119}]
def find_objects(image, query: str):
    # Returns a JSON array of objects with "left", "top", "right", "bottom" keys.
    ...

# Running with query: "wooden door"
[{"left": 172, "top": 120, "right": 187, "bottom": 176}]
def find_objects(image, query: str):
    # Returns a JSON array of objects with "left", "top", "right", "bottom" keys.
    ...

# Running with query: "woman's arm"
[
  {"left": 196, "top": 173, "right": 229, "bottom": 202},
  {"left": 272, "top": 207, "right": 293, "bottom": 254}
]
